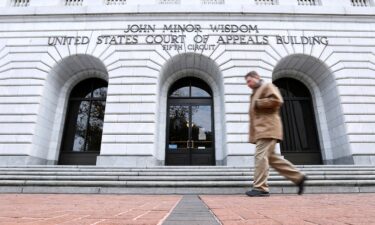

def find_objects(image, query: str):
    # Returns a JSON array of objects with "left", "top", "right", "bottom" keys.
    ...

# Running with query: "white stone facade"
[{"left": 0, "top": 0, "right": 375, "bottom": 166}]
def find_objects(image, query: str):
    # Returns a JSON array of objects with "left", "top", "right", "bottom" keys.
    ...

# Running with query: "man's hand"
[{"left": 255, "top": 84, "right": 284, "bottom": 110}]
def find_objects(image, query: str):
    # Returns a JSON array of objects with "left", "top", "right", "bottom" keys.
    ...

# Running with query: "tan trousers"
[{"left": 253, "top": 138, "right": 305, "bottom": 192}]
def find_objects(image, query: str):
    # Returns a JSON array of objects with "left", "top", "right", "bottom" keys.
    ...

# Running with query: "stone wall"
[{"left": 0, "top": 1, "right": 375, "bottom": 165}]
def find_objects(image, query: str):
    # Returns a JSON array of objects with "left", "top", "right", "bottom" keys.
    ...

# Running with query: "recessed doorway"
[
  {"left": 166, "top": 77, "right": 215, "bottom": 165},
  {"left": 274, "top": 78, "right": 323, "bottom": 165}
]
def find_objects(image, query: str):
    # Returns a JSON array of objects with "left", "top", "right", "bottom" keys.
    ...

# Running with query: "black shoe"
[
  {"left": 245, "top": 189, "right": 270, "bottom": 197},
  {"left": 297, "top": 175, "right": 308, "bottom": 195}
]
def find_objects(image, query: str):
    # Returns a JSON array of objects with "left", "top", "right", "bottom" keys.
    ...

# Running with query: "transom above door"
[{"left": 166, "top": 77, "right": 215, "bottom": 166}]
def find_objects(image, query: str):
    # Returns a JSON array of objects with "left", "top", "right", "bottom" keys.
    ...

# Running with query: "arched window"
[
  {"left": 59, "top": 78, "right": 108, "bottom": 165},
  {"left": 274, "top": 78, "right": 322, "bottom": 165},
  {"left": 168, "top": 77, "right": 212, "bottom": 98}
]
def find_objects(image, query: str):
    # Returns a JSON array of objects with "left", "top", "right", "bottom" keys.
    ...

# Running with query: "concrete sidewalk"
[{"left": 0, "top": 193, "right": 374, "bottom": 225}]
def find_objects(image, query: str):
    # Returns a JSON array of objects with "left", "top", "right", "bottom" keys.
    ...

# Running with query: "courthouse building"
[{"left": 0, "top": 0, "right": 375, "bottom": 167}]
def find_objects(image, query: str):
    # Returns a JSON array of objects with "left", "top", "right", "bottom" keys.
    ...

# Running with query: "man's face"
[{"left": 245, "top": 76, "right": 260, "bottom": 89}]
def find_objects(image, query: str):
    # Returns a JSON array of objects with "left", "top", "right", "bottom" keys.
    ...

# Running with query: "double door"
[{"left": 166, "top": 99, "right": 215, "bottom": 165}]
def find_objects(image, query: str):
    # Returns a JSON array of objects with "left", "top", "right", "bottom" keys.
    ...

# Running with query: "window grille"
[
  {"left": 158, "top": 0, "right": 181, "bottom": 4},
  {"left": 105, "top": 0, "right": 127, "bottom": 5},
  {"left": 201, "top": 0, "right": 225, "bottom": 5},
  {"left": 255, "top": 0, "right": 277, "bottom": 5},
  {"left": 10, "top": 0, "right": 29, "bottom": 7},
  {"left": 65, "top": 0, "right": 83, "bottom": 6},
  {"left": 297, "top": 0, "right": 320, "bottom": 6},
  {"left": 351, "top": 0, "right": 371, "bottom": 6}
]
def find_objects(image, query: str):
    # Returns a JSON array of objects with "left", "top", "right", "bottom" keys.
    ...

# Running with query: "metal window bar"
[
  {"left": 65, "top": 0, "right": 84, "bottom": 6},
  {"left": 10, "top": 0, "right": 30, "bottom": 7},
  {"left": 158, "top": 0, "right": 181, "bottom": 4},
  {"left": 255, "top": 0, "right": 277, "bottom": 5},
  {"left": 351, "top": 0, "right": 371, "bottom": 6},
  {"left": 297, "top": 0, "right": 320, "bottom": 6},
  {"left": 105, "top": 0, "right": 127, "bottom": 5},
  {"left": 201, "top": 0, "right": 225, "bottom": 5}
]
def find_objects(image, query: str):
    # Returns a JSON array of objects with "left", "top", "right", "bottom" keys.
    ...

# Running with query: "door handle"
[
  {"left": 187, "top": 140, "right": 192, "bottom": 149},
  {"left": 186, "top": 140, "right": 194, "bottom": 149}
]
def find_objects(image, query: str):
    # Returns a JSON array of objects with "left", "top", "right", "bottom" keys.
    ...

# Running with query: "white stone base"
[
  {"left": 224, "top": 155, "right": 254, "bottom": 167},
  {"left": 96, "top": 155, "right": 161, "bottom": 167},
  {"left": 0, "top": 155, "right": 52, "bottom": 165},
  {"left": 324, "top": 155, "right": 355, "bottom": 165},
  {"left": 352, "top": 155, "right": 375, "bottom": 165}
]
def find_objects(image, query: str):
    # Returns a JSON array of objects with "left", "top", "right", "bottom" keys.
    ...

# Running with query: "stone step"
[
  {"left": 1, "top": 179, "right": 375, "bottom": 187},
  {"left": 0, "top": 174, "right": 375, "bottom": 181},
  {"left": 0, "top": 165, "right": 374, "bottom": 171},
  {"left": 0, "top": 179, "right": 374, "bottom": 195},
  {"left": 0, "top": 165, "right": 374, "bottom": 194},
  {"left": 1, "top": 171, "right": 375, "bottom": 176},
  {"left": 0, "top": 165, "right": 373, "bottom": 168}
]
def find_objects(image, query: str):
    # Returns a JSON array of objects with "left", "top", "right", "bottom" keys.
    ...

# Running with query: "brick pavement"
[
  {"left": 201, "top": 194, "right": 375, "bottom": 225},
  {"left": 0, "top": 194, "right": 181, "bottom": 225},
  {"left": 1, "top": 193, "right": 375, "bottom": 225}
]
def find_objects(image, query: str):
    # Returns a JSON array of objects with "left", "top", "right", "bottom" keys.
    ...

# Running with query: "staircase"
[{"left": 0, "top": 165, "right": 374, "bottom": 194}]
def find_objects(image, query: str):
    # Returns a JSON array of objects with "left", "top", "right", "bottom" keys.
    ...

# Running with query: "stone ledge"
[
  {"left": 0, "top": 5, "right": 375, "bottom": 17},
  {"left": 0, "top": 185, "right": 372, "bottom": 194}
]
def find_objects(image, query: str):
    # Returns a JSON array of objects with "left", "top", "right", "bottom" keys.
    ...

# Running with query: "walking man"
[{"left": 245, "top": 71, "right": 307, "bottom": 197}]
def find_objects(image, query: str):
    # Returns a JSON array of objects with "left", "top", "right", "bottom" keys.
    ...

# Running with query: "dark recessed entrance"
[
  {"left": 166, "top": 77, "right": 215, "bottom": 166},
  {"left": 58, "top": 78, "right": 108, "bottom": 165},
  {"left": 274, "top": 78, "right": 323, "bottom": 165}
]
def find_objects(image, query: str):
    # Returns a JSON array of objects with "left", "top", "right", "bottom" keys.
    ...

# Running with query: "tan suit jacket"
[{"left": 248, "top": 82, "right": 284, "bottom": 144}]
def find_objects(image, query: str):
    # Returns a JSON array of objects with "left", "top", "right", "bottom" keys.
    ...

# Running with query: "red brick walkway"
[
  {"left": 201, "top": 194, "right": 375, "bottom": 225},
  {"left": 0, "top": 194, "right": 181, "bottom": 225},
  {"left": 2, "top": 194, "right": 375, "bottom": 225}
]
